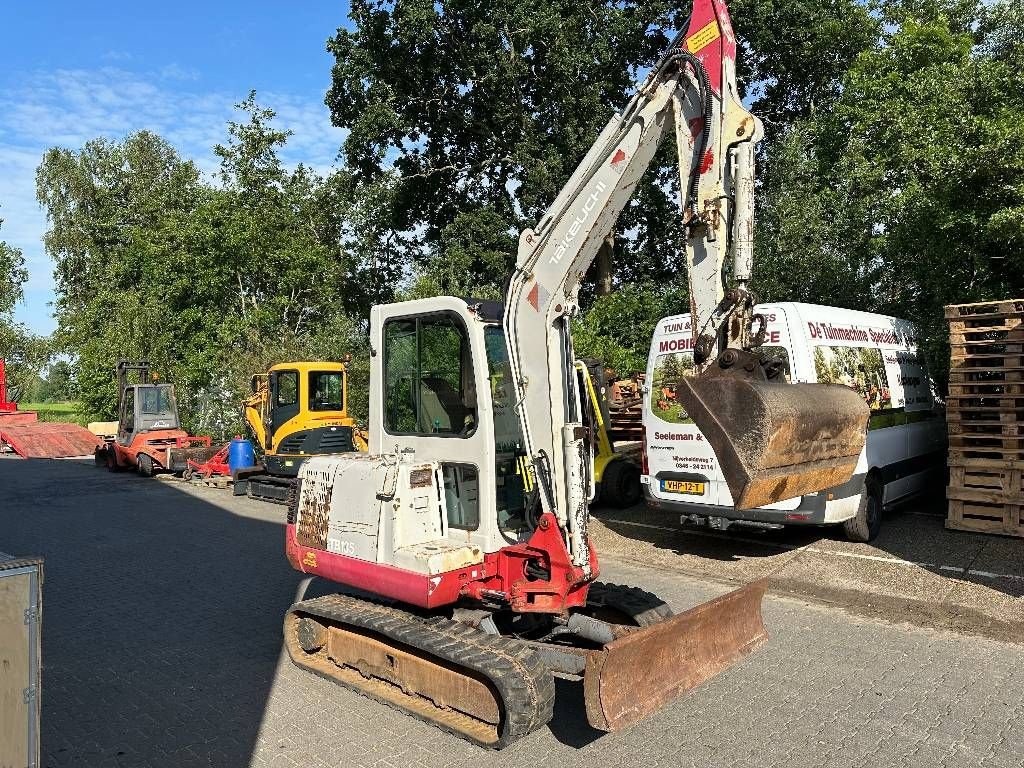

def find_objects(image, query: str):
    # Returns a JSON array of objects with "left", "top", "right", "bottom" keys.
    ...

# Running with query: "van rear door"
[
  {"left": 644, "top": 315, "right": 723, "bottom": 506},
  {"left": 643, "top": 305, "right": 799, "bottom": 510}
]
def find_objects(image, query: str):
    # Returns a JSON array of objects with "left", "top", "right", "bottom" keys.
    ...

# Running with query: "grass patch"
[
  {"left": 19, "top": 401, "right": 80, "bottom": 414},
  {"left": 16, "top": 402, "right": 92, "bottom": 426}
]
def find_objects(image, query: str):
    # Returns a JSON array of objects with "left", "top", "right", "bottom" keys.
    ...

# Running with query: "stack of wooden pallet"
[{"left": 945, "top": 299, "right": 1024, "bottom": 537}]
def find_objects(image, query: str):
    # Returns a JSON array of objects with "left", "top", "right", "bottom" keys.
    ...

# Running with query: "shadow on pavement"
[
  {"left": 1, "top": 457, "right": 297, "bottom": 767},
  {"left": 0, "top": 457, "right": 623, "bottom": 766}
]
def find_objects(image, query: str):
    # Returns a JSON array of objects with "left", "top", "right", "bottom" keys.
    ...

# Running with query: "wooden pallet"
[
  {"left": 945, "top": 299, "right": 1024, "bottom": 320},
  {"left": 946, "top": 498, "right": 1024, "bottom": 537}
]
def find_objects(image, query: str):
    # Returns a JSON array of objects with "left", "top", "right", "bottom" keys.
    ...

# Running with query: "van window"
[
  {"left": 813, "top": 346, "right": 896, "bottom": 428},
  {"left": 649, "top": 346, "right": 792, "bottom": 424}
]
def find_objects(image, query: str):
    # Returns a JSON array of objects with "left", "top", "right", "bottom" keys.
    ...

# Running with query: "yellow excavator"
[
  {"left": 236, "top": 361, "right": 367, "bottom": 502},
  {"left": 576, "top": 359, "right": 642, "bottom": 507}
]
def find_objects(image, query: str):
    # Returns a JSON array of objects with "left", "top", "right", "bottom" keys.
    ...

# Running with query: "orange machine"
[{"left": 95, "top": 360, "right": 217, "bottom": 476}]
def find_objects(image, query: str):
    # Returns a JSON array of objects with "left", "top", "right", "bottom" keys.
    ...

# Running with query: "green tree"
[
  {"left": 0, "top": 214, "right": 47, "bottom": 401},
  {"left": 37, "top": 130, "right": 208, "bottom": 419},
  {"left": 759, "top": 0, "right": 1024, "bottom": 382},
  {"left": 326, "top": 0, "right": 695, "bottom": 290}
]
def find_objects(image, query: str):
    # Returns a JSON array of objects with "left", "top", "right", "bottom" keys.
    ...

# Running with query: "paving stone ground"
[{"left": 2, "top": 458, "right": 1021, "bottom": 768}]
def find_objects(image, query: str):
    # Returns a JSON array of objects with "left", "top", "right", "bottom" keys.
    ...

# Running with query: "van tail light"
[{"left": 641, "top": 433, "right": 649, "bottom": 475}]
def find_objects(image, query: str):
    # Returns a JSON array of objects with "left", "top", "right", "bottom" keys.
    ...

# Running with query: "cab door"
[
  {"left": 369, "top": 299, "right": 496, "bottom": 554},
  {"left": 269, "top": 369, "right": 300, "bottom": 448}
]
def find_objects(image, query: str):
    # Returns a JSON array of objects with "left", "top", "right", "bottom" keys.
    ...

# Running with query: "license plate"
[{"left": 661, "top": 480, "right": 705, "bottom": 495}]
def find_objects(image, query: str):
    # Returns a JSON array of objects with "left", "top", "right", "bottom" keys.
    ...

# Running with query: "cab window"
[
  {"left": 140, "top": 386, "right": 174, "bottom": 414},
  {"left": 309, "top": 371, "right": 343, "bottom": 412},
  {"left": 384, "top": 314, "right": 476, "bottom": 436},
  {"left": 442, "top": 464, "right": 480, "bottom": 530},
  {"left": 276, "top": 371, "right": 298, "bottom": 407}
]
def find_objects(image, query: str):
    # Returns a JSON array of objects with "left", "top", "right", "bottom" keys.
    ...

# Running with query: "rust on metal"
[
  {"left": 296, "top": 475, "right": 332, "bottom": 549},
  {"left": 675, "top": 349, "right": 869, "bottom": 508},
  {"left": 583, "top": 578, "right": 769, "bottom": 732},
  {"left": 325, "top": 625, "right": 501, "bottom": 724},
  {"left": 409, "top": 466, "right": 434, "bottom": 488}
]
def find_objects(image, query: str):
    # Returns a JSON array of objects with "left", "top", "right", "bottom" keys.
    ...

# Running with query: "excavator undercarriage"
[{"left": 285, "top": 580, "right": 767, "bottom": 747}]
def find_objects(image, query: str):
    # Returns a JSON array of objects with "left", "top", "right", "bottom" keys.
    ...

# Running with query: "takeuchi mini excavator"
[
  {"left": 282, "top": 0, "right": 870, "bottom": 748},
  {"left": 95, "top": 360, "right": 218, "bottom": 475},
  {"left": 237, "top": 361, "right": 367, "bottom": 502}
]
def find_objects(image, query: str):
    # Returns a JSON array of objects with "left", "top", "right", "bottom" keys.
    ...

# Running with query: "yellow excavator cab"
[{"left": 238, "top": 361, "right": 367, "bottom": 502}]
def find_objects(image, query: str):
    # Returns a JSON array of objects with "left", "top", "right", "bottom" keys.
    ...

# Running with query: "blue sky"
[{"left": 1, "top": 1, "right": 352, "bottom": 334}]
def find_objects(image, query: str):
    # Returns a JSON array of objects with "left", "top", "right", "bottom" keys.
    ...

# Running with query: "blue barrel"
[{"left": 228, "top": 437, "right": 256, "bottom": 474}]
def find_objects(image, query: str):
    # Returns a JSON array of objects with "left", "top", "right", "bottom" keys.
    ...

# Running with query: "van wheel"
[
  {"left": 137, "top": 454, "right": 156, "bottom": 477},
  {"left": 601, "top": 459, "right": 642, "bottom": 508},
  {"left": 843, "top": 478, "right": 883, "bottom": 543}
]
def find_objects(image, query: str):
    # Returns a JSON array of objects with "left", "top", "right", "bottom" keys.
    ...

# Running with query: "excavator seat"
[{"left": 675, "top": 349, "right": 869, "bottom": 509}]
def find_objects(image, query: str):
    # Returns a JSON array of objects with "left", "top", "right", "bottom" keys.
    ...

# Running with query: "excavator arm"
[{"left": 503, "top": 0, "right": 869, "bottom": 570}]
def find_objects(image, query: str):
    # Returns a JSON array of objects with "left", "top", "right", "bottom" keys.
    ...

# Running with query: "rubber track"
[
  {"left": 285, "top": 593, "right": 556, "bottom": 749},
  {"left": 585, "top": 581, "right": 675, "bottom": 626}
]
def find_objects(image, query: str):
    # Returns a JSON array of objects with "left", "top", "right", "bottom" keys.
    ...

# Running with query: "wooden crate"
[{"left": 0, "top": 553, "right": 42, "bottom": 768}]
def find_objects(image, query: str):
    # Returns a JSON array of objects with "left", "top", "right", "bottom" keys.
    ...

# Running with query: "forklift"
[{"left": 95, "top": 360, "right": 217, "bottom": 476}]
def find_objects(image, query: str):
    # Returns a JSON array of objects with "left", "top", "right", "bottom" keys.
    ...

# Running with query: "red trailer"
[{"left": 0, "top": 359, "right": 102, "bottom": 458}]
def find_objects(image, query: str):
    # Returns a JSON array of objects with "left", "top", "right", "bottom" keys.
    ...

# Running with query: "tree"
[
  {"left": 326, "top": 0, "right": 695, "bottom": 291},
  {"left": 760, "top": 0, "right": 1024, "bottom": 382},
  {"left": 0, "top": 214, "right": 47, "bottom": 401},
  {"left": 36, "top": 96, "right": 383, "bottom": 428}
]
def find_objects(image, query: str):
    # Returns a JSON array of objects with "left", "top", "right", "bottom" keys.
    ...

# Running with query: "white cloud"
[{"left": 0, "top": 66, "right": 348, "bottom": 333}]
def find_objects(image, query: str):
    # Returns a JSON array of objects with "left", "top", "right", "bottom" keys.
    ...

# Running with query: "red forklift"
[{"left": 95, "top": 360, "right": 218, "bottom": 476}]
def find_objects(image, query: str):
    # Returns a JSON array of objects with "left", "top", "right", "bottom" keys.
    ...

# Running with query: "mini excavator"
[
  {"left": 282, "top": 0, "right": 869, "bottom": 748},
  {"left": 237, "top": 361, "right": 367, "bottom": 502}
]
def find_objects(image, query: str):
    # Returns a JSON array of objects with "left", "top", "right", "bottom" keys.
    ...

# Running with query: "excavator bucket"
[
  {"left": 674, "top": 351, "right": 869, "bottom": 509},
  {"left": 584, "top": 579, "right": 768, "bottom": 731}
]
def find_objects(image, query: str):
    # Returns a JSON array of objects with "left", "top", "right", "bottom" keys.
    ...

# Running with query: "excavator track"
[
  {"left": 584, "top": 582, "right": 675, "bottom": 627},
  {"left": 284, "top": 593, "right": 556, "bottom": 749}
]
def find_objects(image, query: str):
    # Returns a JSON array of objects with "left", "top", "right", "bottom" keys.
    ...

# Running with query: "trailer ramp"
[{"left": 0, "top": 420, "right": 102, "bottom": 459}]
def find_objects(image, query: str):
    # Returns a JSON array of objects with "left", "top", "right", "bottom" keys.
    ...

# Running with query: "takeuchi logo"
[{"left": 549, "top": 179, "right": 608, "bottom": 265}]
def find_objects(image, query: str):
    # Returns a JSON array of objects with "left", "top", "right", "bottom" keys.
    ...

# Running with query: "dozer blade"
[
  {"left": 583, "top": 578, "right": 768, "bottom": 732},
  {"left": 675, "top": 349, "right": 869, "bottom": 509}
]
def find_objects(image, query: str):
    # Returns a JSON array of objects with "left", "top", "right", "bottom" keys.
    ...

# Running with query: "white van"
[{"left": 641, "top": 303, "right": 946, "bottom": 541}]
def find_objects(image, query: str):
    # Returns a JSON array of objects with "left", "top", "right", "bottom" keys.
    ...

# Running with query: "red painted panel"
[
  {"left": 0, "top": 422, "right": 102, "bottom": 458},
  {"left": 684, "top": 0, "right": 738, "bottom": 96},
  {"left": 0, "top": 411, "right": 39, "bottom": 425},
  {"left": 285, "top": 524, "right": 478, "bottom": 609}
]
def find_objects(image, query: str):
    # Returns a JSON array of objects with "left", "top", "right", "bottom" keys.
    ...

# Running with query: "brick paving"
[{"left": 2, "top": 457, "right": 1021, "bottom": 768}]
